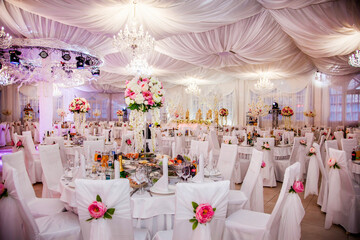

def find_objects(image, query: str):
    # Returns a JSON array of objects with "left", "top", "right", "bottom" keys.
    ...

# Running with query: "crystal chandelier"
[
  {"left": 0, "top": 65, "right": 15, "bottom": 85},
  {"left": 126, "top": 55, "right": 153, "bottom": 76},
  {"left": 349, "top": 50, "right": 360, "bottom": 67},
  {"left": 113, "top": 1, "right": 155, "bottom": 57},
  {"left": 254, "top": 77, "right": 274, "bottom": 92},
  {"left": 185, "top": 82, "right": 201, "bottom": 95},
  {"left": 0, "top": 27, "right": 12, "bottom": 49}
]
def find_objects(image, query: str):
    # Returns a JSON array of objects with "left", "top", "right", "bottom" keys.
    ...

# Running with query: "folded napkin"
[
  {"left": 192, "top": 154, "right": 204, "bottom": 183},
  {"left": 114, "top": 160, "right": 120, "bottom": 179},
  {"left": 152, "top": 156, "right": 169, "bottom": 191},
  {"left": 72, "top": 151, "right": 85, "bottom": 179}
]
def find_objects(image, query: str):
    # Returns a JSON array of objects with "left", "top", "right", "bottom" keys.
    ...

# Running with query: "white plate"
[
  {"left": 150, "top": 185, "right": 176, "bottom": 195},
  {"left": 204, "top": 170, "right": 221, "bottom": 177},
  {"left": 68, "top": 182, "right": 76, "bottom": 188},
  {"left": 277, "top": 144, "right": 289, "bottom": 147}
]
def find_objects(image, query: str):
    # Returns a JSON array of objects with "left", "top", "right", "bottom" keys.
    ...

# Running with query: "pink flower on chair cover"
[
  {"left": 289, "top": 181, "right": 304, "bottom": 193},
  {"left": 87, "top": 195, "right": 115, "bottom": 221},
  {"left": 190, "top": 201, "right": 216, "bottom": 230},
  {"left": 327, "top": 158, "right": 340, "bottom": 169},
  {"left": 261, "top": 161, "right": 266, "bottom": 168},
  {"left": 0, "top": 182, "right": 8, "bottom": 199},
  {"left": 307, "top": 147, "right": 316, "bottom": 156},
  {"left": 16, "top": 140, "right": 24, "bottom": 149},
  {"left": 299, "top": 139, "right": 307, "bottom": 146}
]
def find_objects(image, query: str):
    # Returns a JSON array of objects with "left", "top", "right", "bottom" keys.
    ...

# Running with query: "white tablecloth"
[
  {"left": 64, "top": 142, "right": 116, "bottom": 156},
  {"left": 349, "top": 161, "right": 360, "bottom": 184}
]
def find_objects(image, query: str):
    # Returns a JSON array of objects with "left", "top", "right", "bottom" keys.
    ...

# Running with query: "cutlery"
[
  {"left": 130, "top": 188, "right": 139, "bottom": 197},
  {"left": 147, "top": 190, "right": 153, "bottom": 197}
]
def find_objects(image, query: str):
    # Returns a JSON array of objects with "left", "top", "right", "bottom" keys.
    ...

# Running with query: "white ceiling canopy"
[{"left": 0, "top": 0, "right": 359, "bottom": 92}]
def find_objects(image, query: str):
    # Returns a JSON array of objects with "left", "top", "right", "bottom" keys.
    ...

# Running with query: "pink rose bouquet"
[
  {"left": 0, "top": 182, "right": 8, "bottom": 199},
  {"left": 16, "top": 140, "right": 24, "bottom": 149},
  {"left": 307, "top": 147, "right": 316, "bottom": 156},
  {"left": 116, "top": 110, "right": 124, "bottom": 116},
  {"left": 299, "top": 140, "right": 307, "bottom": 146},
  {"left": 327, "top": 158, "right": 340, "bottom": 169},
  {"left": 69, "top": 97, "right": 90, "bottom": 113},
  {"left": 224, "top": 139, "right": 232, "bottom": 145},
  {"left": 189, "top": 202, "right": 216, "bottom": 230},
  {"left": 87, "top": 195, "right": 115, "bottom": 221},
  {"left": 262, "top": 142, "right": 271, "bottom": 150},
  {"left": 219, "top": 108, "right": 229, "bottom": 117},
  {"left": 289, "top": 181, "right": 304, "bottom": 193},
  {"left": 261, "top": 161, "right": 266, "bottom": 168},
  {"left": 125, "top": 139, "right": 132, "bottom": 146}
]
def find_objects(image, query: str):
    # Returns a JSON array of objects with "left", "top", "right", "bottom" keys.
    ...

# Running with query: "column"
[{"left": 37, "top": 82, "right": 53, "bottom": 143}]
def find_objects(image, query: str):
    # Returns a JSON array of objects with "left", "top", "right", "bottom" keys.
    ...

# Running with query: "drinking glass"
[{"left": 182, "top": 164, "right": 191, "bottom": 182}]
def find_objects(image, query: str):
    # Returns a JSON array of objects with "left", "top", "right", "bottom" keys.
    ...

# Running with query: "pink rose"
[
  {"left": 309, "top": 147, "right": 316, "bottom": 153},
  {"left": 0, "top": 183, "right": 4, "bottom": 195},
  {"left": 195, "top": 204, "right": 215, "bottom": 224},
  {"left": 261, "top": 161, "right": 266, "bottom": 168},
  {"left": 55, "top": 126, "right": 58, "bottom": 129},
  {"left": 88, "top": 201, "right": 107, "bottom": 219},
  {"left": 327, "top": 158, "right": 336, "bottom": 167},
  {"left": 142, "top": 91, "right": 153, "bottom": 101},
  {"left": 292, "top": 181, "right": 304, "bottom": 193},
  {"left": 264, "top": 143, "right": 270, "bottom": 148},
  {"left": 16, "top": 140, "right": 23, "bottom": 148},
  {"left": 142, "top": 78, "right": 149, "bottom": 83},
  {"left": 148, "top": 99, "right": 154, "bottom": 106}
]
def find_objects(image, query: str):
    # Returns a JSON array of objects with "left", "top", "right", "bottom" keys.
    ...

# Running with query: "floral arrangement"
[
  {"left": 328, "top": 158, "right": 340, "bottom": 169},
  {"left": 262, "top": 142, "right": 271, "bottom": 150},
  {"left": 125, "top": 76, "right": 165, "bottom": 112},
  {"left": 177, "top": 132, "right": 183, "bottom": 137},
  {"left": 219, "top": 108, "right": 229, "bottom": 117},
  {"left": 23, "top": 103, "right": 33, "bottom": 112},
  {"left": 16, "top": 140, "right": 24, "bottom": 149},
  {"left": 248, "top": 97, "right": 271, "bottom": 118},
  {"left": 0, "top": 182, "right": 8, "bottom": 199},
  {"left": 300, "top": 140, "right": 307, "bottom": 146},
  {"left": 116, "top": 110, "right": 124, "bottom": 116},
  {"left": 69, "top": 97, "right": 90, "bottom": 113},
  {"left": 56, "top": 108, "right": 67, "bottom": 117},
  {"left": 189, "top": 202, "right": 216, "bottom": 230},
  {"left": 1, "top": 127, "right": 5, "bottom": 131},
  {"left": 93, "top": 109, "right": 101, "bottom": 117},
  {"left": 261, "top": 161, "right": 266, "bottom": 168},
  {"left": 224, "top": 139, "right": 232, "bottom": 145},
  {"left": 87, "top": 195, "right": 115, "bottom": 221},
  {"left": 307, "top": 147, "right": 316, "bottom": 156},
  {"left": 125, "top": 139, "right": 132, "bottom": 146},
  {"left": 289, "top": 181, "right": 304, "bottom": 193},
  {"left": 1, "top": 110, "right": 11, "bottom": 116},
  {"left": 281, "top": 106, "right": 294, "bottom": 116},
  {"left": 304, "top": 110, "right": 316, "bottom": 117}
]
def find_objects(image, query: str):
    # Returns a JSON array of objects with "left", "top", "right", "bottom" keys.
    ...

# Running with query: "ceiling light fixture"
[
  {"left": 254, "top": 77, "right": 274, "bottom": 92},
  {"left": 0, "top": 27, "right": 12, "bottom": 49},
  {"left": 349, "top": 50, "right": 360, "bottom": 67},
  {"left": 126, "top": 55, "right": 152, "bottom": 76},
  {"left": 113, "top": 0, "right": 155, "bottom": 57},
  {"left": 185, "top": 81, "right": 201, "bottom": 96}
]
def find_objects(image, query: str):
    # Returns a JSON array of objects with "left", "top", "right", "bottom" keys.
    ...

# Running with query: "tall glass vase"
[
  {"left": 74, "top": 112, "right": 86, "bottom": 134},
  {"left": 284, "top": 116, "right": 292, "bottom": 130}
]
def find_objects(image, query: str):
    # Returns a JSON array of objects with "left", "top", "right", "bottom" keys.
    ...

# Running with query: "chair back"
[
  {"left": 39, "top": 144, "right": 64, "bottom": 192},
  {"left": 217, "top": 144, "right": 238, "bottom": 188},
  {"left": 83, "top": 140, "right": 105, "bottom": 162},
  {"left": 288, "top": 137, "right": 305, "bottom": 165},
  {"left": 325, "top": 140, "right": 338, "bottom": 160},
  {"left": 340, "top": 138, "right": 357, "bottom": 161},
  {"left": 17, "top": 135, "right": 37, "bottom": 183},
  {"left": 334, "top": 131, "right": 344, "bottom": 149},
  {"left": 45, "top": 136, "right": 67, "bottom": 165},
  {"left": 256, "top": 138, "right": 275, "bottom": 150},
  {"left": 209, "top": 130, "right": 220, "bottom": 151},
  {"left": 75, "top": 179, "right": 134, "bottom": 240},
  {"left": 304, "top": 132, "right": 314, "bottom": 152},
  {"left": 172, "top": 181, "right": 230, "bottom": 240},
  {"left": 223, "top": 136, "right": 238, "bottom": 145}
]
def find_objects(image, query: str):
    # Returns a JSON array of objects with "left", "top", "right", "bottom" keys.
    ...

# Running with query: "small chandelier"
[
  {"left": 185, "top": 82, "right": 201, "bottom": 95},
  {"left": 0, "top": 65, "right": 14, "bottom": 85},
  {"left": 254, "top": 77, "right": 274, "bottom": 92},
  {"left": 0, "top": 27, "right": 12, "bottom": 49},
  {"left": 349, "top": 50, "right": 360, "bottom": 67},
  {"left": 126, "top": 55, "right": 153, "bottom": 76},
  {"left": 113, "top": 1, "right": 155, "bottom": 57}
]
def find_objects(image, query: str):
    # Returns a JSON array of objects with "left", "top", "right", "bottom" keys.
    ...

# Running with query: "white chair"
[
  {"left": 190, "top": 140, "right": 210, "bottom": 159},
  {"left": 325, "top": 148, "right": 359, "bottom": 233},
  {"left": 257, "top": 138, "right": 276, "bottom": 187},
  {"left": 75, "top": 178, "right": 150, "bottom": 240},
  {"left": 314, "top": 143, "right": 329, "bottom": 213},
  {"left": 324, "top": 140, "right": 338, "bottom": 164},
  {"left": 39, "top": 144, "right": 64, "bottom": 198},
  {"left": 256, "top": 138, "right": 275, "bottom": 150},
  {"left": 17, "top": 134, "right": 42, "bottom": 183},
  {"left": 223, "top": 162, "right": 305, "bottom": 240},
  {"left": 274, "top": 137, "right": 305, "bottom": 182},
  {"left": 223, "top": 135, "right": 238, "bottom": 145},
  {"left": 333, "top": 131, "right": 344, "bottom": 149},
  {"left": 4, "top": 165, "right": 81, "bottom": 239},
  {"left": 83, "top": 140, "right": 105, "bottom": 162},
  {"left": 2, "top": 151, "right": 65, "bottom": 218},
  {"left": 304, "top": 132, "right": 314, "bottom": 153},
  {"left": 0, "top": 122, "right": 7, "bottom": 146},
  {"left": 304, "top": 142, "right": 320, "bottom": 199},
  {"left": 229, "top": 148, "right": 264, "bottom": 215},
  {"left": 217, "top": 143, "right": 238, "bottom": 190},
  {"left": 153, "top": 181, "right": 230, "bottom": 240},
  {"left": 340, "top": 138, "right": 357, "bottom": 161},
  {"left": 45, "top": 136, "right": 67, "bottom": 166},
  {"left": 174, "top": 135, "right": 185, "bottom": 157}
]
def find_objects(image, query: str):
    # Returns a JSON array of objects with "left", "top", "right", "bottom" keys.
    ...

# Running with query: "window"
[
  {"left": 329, "top": 86, "right": 342, "bottom": 122},
  {"left": 346, "top": 79, "right": 360, "bottom": 122}
]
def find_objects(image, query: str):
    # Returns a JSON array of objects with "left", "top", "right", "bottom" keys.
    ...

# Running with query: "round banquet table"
[
  {"left": 63, "top": 142, "right": 117, "bottom": 157},
  {"left": 236, "top": 145, "right": 292, "bottom": 183},
  {"left": 59, "top": 176, "right": 175, "bottom": 237}
]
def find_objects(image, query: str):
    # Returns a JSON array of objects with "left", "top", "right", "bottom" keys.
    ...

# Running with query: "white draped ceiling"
[{"left": 0, "top": 0, "right": 359, "bottom": 92}]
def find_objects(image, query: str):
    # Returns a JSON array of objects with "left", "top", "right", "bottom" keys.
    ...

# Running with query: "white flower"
[
  {"left": 153, "top": 94, "right": 161, "bottom": 103},
  {"left": 125, "top": 97, "right": 131, "bottom": 106},
  {"left": 130, "top": 99, "right": 135, "bottom": 104},
  {"left": 135, "top": 94, "right": 145, "bottom": 104},
  {"left": 149, "top": 82, "right": 153, "bottom": 87},
  {"left": 140, "top": 83, "right": 148, "bottom": 92}
]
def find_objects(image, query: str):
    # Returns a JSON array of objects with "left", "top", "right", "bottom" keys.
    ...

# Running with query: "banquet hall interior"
[{"left": 0, "top": 0, "right": 360, "bottom": 239}]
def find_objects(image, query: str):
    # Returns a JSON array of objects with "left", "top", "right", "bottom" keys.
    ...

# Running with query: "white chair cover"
[
  {"left": 75, "top": 179, "right": 150, "bottom": 240},
  {"left": 17, "top": 135, "right": 37, "bottom": 183},
  {"left": 304, "top": 154, "right": 319, "bottom": 199},
  {"left": 334, "top": 131, "right": 344, "bottom": 149},
  {"left": 39, "top": 144, "right": 64, "bottom": 198},
  {"left": 313, "top": 143, "right": 329, "bottom": 212},
  {"left": 325, "top": 148, "right": 359, "bottom": 233},
  {"left": 304, "top": 132, "right": 314, "bottom": 153},
  {"left": 324, "top": 140, "right": 338, "bottom": 164},
  {"left": 0, "top": 163, "right": 26, "bottom": 240},
  {"left": 217, "top": 143, "right": 238, "bottom": 189},
  {"left": 223, "top": 136, "right": 238, "bottom": 145},
  {"left": 83, "top": 140, "right": 105, "bottom": 162},
  {"left": 45, "top": 136, "right": 67, "bottom": 166},
  {"left": 0, "top": 122, "right": 6, "bottom": 146},
  {"left": 2, "top": 151, "right": 65, "bottom": 218},
  {"left": 340, "top": 138, "right": 357, "bottom": 161},
  {"left": 153, "top": 181, "right": 230, "bottom": 240},
  {"left": 258, "top": 139, "right": 276, "bottom": 187},
  {"left": 5, "top": 165, "right": 81, "bottom": 240},
  {"left": 32, "top": 122, "right": 40, "bottom": 143},
  {"left": 174, "top": 135, "right": 185, "bottom": 157},
  {"left": 223, "top": 162, "right": 305, "bottom": 240},
  {"left": 256, "top": 138, "right": 275, "bottom": 150},
  {"left": 120, "top": 133, "right": 135, "bottom": 154}
]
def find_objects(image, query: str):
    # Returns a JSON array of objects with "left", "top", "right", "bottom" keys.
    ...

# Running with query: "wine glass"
[
  {"left": 175, "top": 164, "right": 184, "bottom": 182},
  {"left": 182, "top": 163, "right": 191, "bottom": 182},
  {"left": 135, "top": 166, "right": 147, "bottom": 194}
]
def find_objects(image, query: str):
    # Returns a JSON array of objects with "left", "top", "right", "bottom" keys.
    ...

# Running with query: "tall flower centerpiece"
[
  {"left": 304, "top": 110, "right": 316, "bottom": 126},
  {"left": 248, "top": 97, "right": 271, "bottom": 127},
  {"left": 125, "top": 76, "right": 164, "bottom": 152},
  {"left": 219, "top": 108, "right": 229, "bottom": 126},
  {"left": 57, "top": 108, "right": 67, "bottom": 122},
  {"left": 69, "top": 97, "right": 90, "bottom": 134},
  {"left": 116, "top": 109, "right": 124, "bottom": 123},
  {"left": 281, "top": 106, "right": 294, "bottom": 129},
  {"left": 23, "top": 103, "right": 33, "bottom": 121}
]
